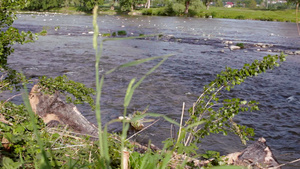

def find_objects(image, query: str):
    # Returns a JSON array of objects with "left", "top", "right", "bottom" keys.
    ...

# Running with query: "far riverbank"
[{"left": 17, "top": 6, "right": 299, "bottom": 23}]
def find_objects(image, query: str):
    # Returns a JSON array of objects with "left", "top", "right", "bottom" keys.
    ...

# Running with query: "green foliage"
[
  {"left": 172, "top": 3, "right": 186, "bottom": 16},
  {"left": 117, "top": 30, "right": 127, "bottom": 36},
  {"left": 25, "top": 0, "right": 64, "bottom": 11},
  {"left": 287, "top": 0, "right": 300, "bottom": 5},
  {"left": 141, "top": 6, "right": 298, "bottom": 22},
  {"left": 102, "top": 33, "right": 111, "bottom": 37},
  {"left": 38, "top": 75, "right": 96, "bottom": 109},
  {"left": 184, "top": 54, "right": 286, "bottom": 146},
  {"left": 24, "top": 0, "right": 104, "bottom": 12},
  {"left": 1, "top": 0, "right": 36, "bottom": 92},
  {"left": 0, "top": 101, "right": 46, "bottom": 168},
  {"left": 76, "top": 0, "right": 104, "bottom": 13},
  {"left": 235, "top": 15, "right": 246, "bottom": 20},
  {"left": 202, "top": 150, "right": 223, "bottom": 166},
  {"left": 0, "top": 100, "right": 125, "bottom": 168},
  {"left": 215, "top": 0, "right": 223, "bottom": 7},
  {"left": 245, "top": 0, "right": 257, "bottom": 9},
  {"left": 236, "top": 43, "right": 245, "bottom": 49},
  {"left": 119, "top": 0, "right": 133, "bottom": 12},
  {"left": 130, "top": 150, "right": 173, "bottom": 169},
  {"left": 39, "top": 29, "right": 48, "bottom": 36},
  {"left": 142, "top": 7, "right": 170, "bottom": 16}
]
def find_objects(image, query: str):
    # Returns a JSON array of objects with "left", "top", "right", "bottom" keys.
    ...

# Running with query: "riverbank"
[
  {"left": 141, "top": 7, "right": 298, "bottom": 22},
  {"left": 16, "top": 6, "right": 298, "bottom": 23}
]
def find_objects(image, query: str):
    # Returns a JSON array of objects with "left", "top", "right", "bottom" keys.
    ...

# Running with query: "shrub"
[
  {"left": 117, "top": 30, "right": 127, "bottom": 36},
  {"left": 211, "top": 11, "right": 217, "bottom": 18},
  {"left": 236, "top": 43, "right": 245, "bottom": 49},
  {"left": 235, "top": 15, "right": 246, "bottom": 20},
  {"left": 172, "top": 3, "right": 185, "bottom": 16},
  {"left": 102, "top": 33, "right": 111, "bottom": 37}
]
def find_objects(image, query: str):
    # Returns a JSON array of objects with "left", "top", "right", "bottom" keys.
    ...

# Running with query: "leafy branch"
[
  {"left": 183, "top": 54, "right": 286, "bottom": 146},
  {"left": 37, "top": 75, "right": 96, "bottom": 110}
]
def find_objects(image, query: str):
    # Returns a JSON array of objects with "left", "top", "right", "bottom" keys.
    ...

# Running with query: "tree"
[
  {"left": 176, "top": 0, "right": 199, "bottom": 15},
  {"left": 183, "top": 0, "right": 191, "bottom": 14},
  {"left": 26, "top": 0, "right": 64, "bottom": 11},
  {"left": 202, "top": 0, "right": 213, "bottom": 10},
  {"left": 288, "top": 0, "right": 300, "bottom": 36},
  {"left": 0, "top": 0, "right": 36, "bottom": 91},
  {"left": 245, "top": 0, "right": 257, "bottom": 8},
  {"left": 216, "top": 0, "right": 223, "bottom": 7},
  {"left": 120, "top": 0, "right": 134, "bottom": 11}
]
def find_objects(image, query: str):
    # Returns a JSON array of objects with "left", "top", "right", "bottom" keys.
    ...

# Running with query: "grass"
[
  {"left": 141, "top": 6, "right": 299, "bottom": 22},
  {"left": 18, "top": 3, "right": 298, "bottom": 23},
  {"left": 208, "top": 7, "right": 297, "bottom": 22}
]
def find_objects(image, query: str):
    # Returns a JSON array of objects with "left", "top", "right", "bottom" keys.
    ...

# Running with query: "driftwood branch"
[{"left": 29, "top": 84, "right": 98, "bottom": 136}]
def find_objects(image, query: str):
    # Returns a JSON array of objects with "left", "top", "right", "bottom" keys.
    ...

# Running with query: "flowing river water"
[{"left": 2, "top": 13, "right": 300, "bottom": 168}]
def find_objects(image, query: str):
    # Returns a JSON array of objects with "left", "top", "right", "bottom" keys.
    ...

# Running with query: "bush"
[
  {"left": 236, "top": 43, "right": 245, "bottom": 49},
  {"left": 171, "top": 3, "right": 185, "bottom": 16},
  {"left": 191, "top": 0, "right": 205, "bottom": 9},
  {"left": 211, "top": 11, "right": 217, "bottom": 18},
  {"left": 245, "top": 0, "right": 257, "bottom": 9},
  {"left": 117, "top": 30, "right": 127, "bottom": 36},
  {"left": 142, "top": 8, "right": 153, "bottom": 15},
  {"left": 235, "top": 15, "right": 246, "bottom": 19},
  {"left": 257, "top": 17, "right": 274, "bottom": 21},
  {"left": 102, "top": 33, "right": 111, "bottom": 37},
  {"left": 142, "top": 7, "right": 169, "bottom": 16},
  {"left": 188, "top": 8, "right": 198, "bottom": 17}
]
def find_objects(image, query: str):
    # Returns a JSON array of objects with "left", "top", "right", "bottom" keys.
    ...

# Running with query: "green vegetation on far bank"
[
  {"left": 141, "top": 7, "right": 299, "bottom": 22},
  {"left": 18, "top": 6, "right": 299, "bottom": 23},
  {"left": 14, "top": 0, "right": 299, "bottom": 22}
]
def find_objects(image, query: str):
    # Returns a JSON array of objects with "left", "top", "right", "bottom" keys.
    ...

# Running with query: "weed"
[
  {"left": 117, "top": 30, "right": 127, "bottom": 36},
  {"left": 102, "top": 33, "right": 111, "bottom": 37},
  {"left": 236, "top": 43, "right": 245, "bottom": 49},
  {"left": 235, "top": 15, "right": 245, "bottom": 19}
]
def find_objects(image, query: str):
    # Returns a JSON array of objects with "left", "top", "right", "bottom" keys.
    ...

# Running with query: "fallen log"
[{"left": 29, "top": 84, "right": 98, "bottom": 136}]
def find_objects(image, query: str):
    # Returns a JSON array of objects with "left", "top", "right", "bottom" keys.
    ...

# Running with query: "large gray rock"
[{"left": 225, "top": 137, "right": 281, "bottom": 168}]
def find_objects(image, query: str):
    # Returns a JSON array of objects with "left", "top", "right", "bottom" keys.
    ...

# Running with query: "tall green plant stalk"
[
  {"left": 22, "top": 84, "right": 51, "bottom": 168},
  {"left": 92, "top": 5, "right": 110, "bottom": 167},
  {"left": 296, "top": 2, "right": 300, "bottom": 36}
]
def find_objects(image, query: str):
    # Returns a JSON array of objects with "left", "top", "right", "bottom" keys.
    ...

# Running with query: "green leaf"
[
  {"left": 106, "top": 54, "right": 173, "bottom": 75},
  {"left": 124, "top": 78, "right": 136, "bottom": 108},
  {"left": 2, "top": 157, "right": 22, "bottom": 169},
  {"left": 240, "top": 101, "right": 247, "bottom": 105}
]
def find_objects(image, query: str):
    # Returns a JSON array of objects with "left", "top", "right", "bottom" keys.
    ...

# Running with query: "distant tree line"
[
  {"left": 24, "top": 0, "right": 104, "bottom": 12},
  {"left": 22, "top": 0, "right": 299, "bottom": 13}
]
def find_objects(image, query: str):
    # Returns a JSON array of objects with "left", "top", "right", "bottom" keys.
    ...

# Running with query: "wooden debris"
[{"left": 29, "top": 84, "right": 98, "bottom": 136}]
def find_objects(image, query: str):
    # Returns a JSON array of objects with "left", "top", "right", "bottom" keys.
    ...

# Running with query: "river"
[{"left": 3, "top": 13, "right": 300, "bottom": 168}]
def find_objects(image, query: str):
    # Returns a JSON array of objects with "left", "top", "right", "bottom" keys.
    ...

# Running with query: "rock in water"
[
  {"left": 29, "top": 84, "right": 98, "bottom": 136},
  {"left": 229, "top": 45, "right": 241, "bottom": 50},
  {"left": 226, "top": 137, "right": 281, "bottom": 168}
]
